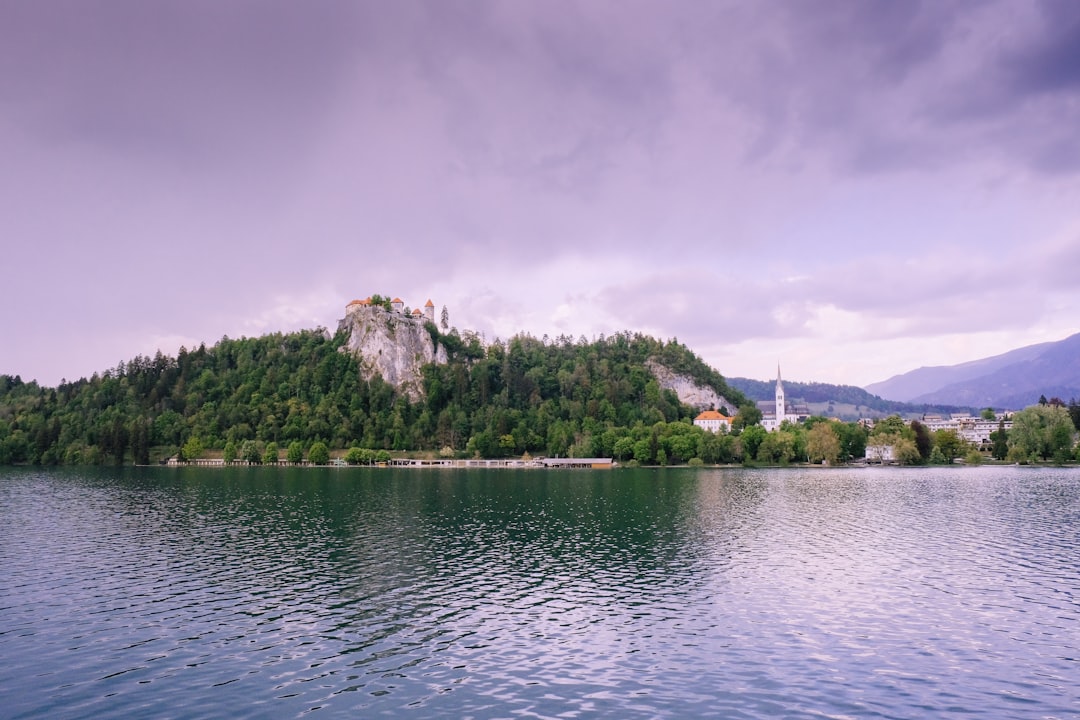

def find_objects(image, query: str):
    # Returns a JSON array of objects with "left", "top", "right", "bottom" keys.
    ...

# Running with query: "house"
[
  {"left": 865, "top": 444, "right": 895, "bottom": 463},
  {"left": 694, "top": 410, "right": 734, "bottom": 433}
]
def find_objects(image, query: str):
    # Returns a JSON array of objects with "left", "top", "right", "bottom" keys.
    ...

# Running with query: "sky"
[{"left": 3, "top": 0, "right": 1080, "bottom": 389}]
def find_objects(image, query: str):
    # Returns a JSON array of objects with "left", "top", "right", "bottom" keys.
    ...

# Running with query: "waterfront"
[{"left": 1, "top": 466, "right": 1077, "bottom": 718}]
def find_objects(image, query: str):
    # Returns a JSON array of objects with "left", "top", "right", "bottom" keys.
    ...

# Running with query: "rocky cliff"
[
  {"left": 646, "top": 359, "right": 737, "bottom": 413},
  {"left": 337, "top": 306, "right": 448, "bottom": 400}
]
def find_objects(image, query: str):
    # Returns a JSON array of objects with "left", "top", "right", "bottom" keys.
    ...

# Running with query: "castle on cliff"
[{"left": 346, "top": 296, "right": 437, "bottom": 324}]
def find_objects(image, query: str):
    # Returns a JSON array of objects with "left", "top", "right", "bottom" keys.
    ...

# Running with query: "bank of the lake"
[{"left": 2, "top": 465, "right": 1077, "bottom": 719}]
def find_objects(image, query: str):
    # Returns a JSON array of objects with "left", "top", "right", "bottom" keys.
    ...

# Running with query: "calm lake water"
[{"left": 1, "top": 465, "right": 1077, "bottom": 719}]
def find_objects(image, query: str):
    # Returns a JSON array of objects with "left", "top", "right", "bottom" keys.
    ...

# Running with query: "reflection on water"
[{"left": 1, "top": 466, "right": 1078, "bottom": 718}]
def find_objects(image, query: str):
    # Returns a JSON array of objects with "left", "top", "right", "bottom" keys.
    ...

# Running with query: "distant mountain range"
[{"left": 864, "top": 332, "right": 1080, "bottom": 409}]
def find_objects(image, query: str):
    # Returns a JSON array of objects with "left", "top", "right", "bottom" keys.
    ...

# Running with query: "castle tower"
[
  {"left": 775, "top": 364, "right": 785, "bottom": 426},
  {"left": 391, "top": 297, "right": 404, "bottom": 313},
  {"left": 424, "top": 299, "right": 435, "bottom": 323}
]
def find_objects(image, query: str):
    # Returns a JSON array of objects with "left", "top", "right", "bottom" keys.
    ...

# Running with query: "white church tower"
[{"left": 775, "top": 364, "right": 785, "bottom": 427}]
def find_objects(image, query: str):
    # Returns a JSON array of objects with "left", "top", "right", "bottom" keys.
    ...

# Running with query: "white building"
[
  {"left": 761, "top": 365, "right": 804, "bottom": 432},
  {"left": 920, "top": 413, "right": 1012, "bottom": 447},
  {"left": 865, "top": 444, "right": 896, "bottom": 463},
  {"left": 694, "top": 410, "right": 734, "bottom": 433}
]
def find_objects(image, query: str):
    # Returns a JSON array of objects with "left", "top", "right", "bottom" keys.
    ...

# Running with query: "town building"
[
  {"left": 920, "top": 413, "right": 1013, "bottom": 448},
  {"left": 694, "top": 410, "right": 734, "bottom": 433}
]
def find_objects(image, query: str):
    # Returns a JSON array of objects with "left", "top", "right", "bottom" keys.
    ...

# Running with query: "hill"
[
  {"left": 865, "top": 332, "right": 1080, "bottom": 408},
  {"left": 0, "top": 324, "right": 750, "bottom": 465}
]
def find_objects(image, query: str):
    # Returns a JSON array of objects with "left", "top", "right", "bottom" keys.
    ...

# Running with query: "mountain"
[{"left": 865, "top": 332, "right": 1080, "bottom": 409}]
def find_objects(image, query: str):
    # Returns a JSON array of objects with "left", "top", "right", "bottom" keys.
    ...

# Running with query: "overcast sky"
[{"left": 3, "top": 1, "right": 1080, "bottom": 388}]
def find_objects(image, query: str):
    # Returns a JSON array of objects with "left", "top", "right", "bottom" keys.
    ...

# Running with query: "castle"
[{"left": 346, "top": 296, "right": 437, "bottom": 324}]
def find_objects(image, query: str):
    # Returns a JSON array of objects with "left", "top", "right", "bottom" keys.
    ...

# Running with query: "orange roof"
[
  {"left": 412, "top": 308, "right": 422, "bottom": 315},
  {"left": 425, "top": 299, "right": 434, "bottom": 307},
  {"left": 695, "top": 411, "right": 731, "bottom": 421},
  {"left": 347, "top": 299, "right": 364, "bottom": 306},
  {"left": 391, "top": 297, "right": 403, "bottom": 303}
]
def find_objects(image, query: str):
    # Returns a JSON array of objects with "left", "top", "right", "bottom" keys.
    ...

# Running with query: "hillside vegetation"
[{"left": 0, "top": 329, "right": 750, "bottom": 465}]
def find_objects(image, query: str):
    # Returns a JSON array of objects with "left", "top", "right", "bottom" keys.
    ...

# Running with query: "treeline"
[{"left": 1, "top": 328, "right": 765, "bottom": 465}]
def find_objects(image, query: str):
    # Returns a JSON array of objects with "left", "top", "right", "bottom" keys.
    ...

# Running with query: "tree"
[
  {"left": 440, "top": 305, "right": 449, "bottom": 330},
  {"left": 894, "top": 438, "right": 921, "bottom": 466},
  {"left": 223, "top": 441, "right": 237, "bottom": 464},
  {"left": 1008, "top": 404, "right": 1076, "bottom": 462},
  {"left": 990, "top": 421, "right": 1009, "bottom": 460},
  {"left": 613, "top": 436, "right": 635, "bottom": 461},
  {"left": 836, "top": 422, "right": 868, "bottom": 462},
  {"left": 241, "top": 439, "right": 262, "bottom": 464},
  {"left": 933, "top": 429, "right": 965, "bottom": 464},
  {"left": 287, "top": 440, "right": 304, "bottom": 464},
  {"left": 308, "top": 441, "right": 330, "bottom": 465},
  {"left": 130, "top": 418, "right": 150, "bottom": 465},
  {"left": 1068, "top": 398, "right": 1080, "bottom": 433},
  {"left": 733, "top": 404, "right": 763, "bottom": 431},
  {"left": 263, "top": 441, "right": 279, "bottom": 464},
  {"left": 980, "top": 408, "right": 996, "bottom": 420},
  {"left": 806, "top": 422, "right": 840, "bottom": 465},
  {"left": 740, "top": 425, "right": 767, "bottom": 460},
  {"left": 180, "top": 436, "right": 204, "bottom": 462},
  {"left": 757, "top": 430, "right": 796, "bottom": 464},
  {"left": 910, "top": 420, "right": 933, "bottom": 462}
]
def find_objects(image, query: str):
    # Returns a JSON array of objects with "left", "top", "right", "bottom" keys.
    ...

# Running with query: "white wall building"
[
  {"left": 761, "top": 365, "right": 803, "bottom": 432},
  {"left": 694, "top": 410, "right": 734, "bottom": 433}
]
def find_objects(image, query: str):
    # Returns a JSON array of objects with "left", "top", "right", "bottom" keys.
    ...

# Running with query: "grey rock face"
[
  {"left": 646, "top": 359, "right": 735, "bottom": 412},
  {"left": 338, "top": 306, "right": 447, "bottom": 401}
]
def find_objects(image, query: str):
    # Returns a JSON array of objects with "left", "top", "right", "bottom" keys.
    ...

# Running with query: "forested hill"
[
  {"left": 0, "top": 328, "right": 748, "bottom": 465},
  {"left": 728, "top": 377, "right": 974, "bottom": 417}
]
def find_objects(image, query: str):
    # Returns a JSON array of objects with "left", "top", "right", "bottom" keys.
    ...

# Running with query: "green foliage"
[
  {"left": 806, "top": 422, "right": 840, "bottom": 464},
  {"left": 180, "top": 436, "right": 204, "bottom": 462},
  {"left": 990, "top": 421, "right": 1009, "bottom": 460},
  {"left": 1008, "top": 404, "right": 1076, "bottom": 462},
  {"left": 308, "top": 441, "right": 329, "bottom": 465},
  {"left": 756, "top": 430, "right": 796, "bottom": 464},
  {"left": 0, "top": 327, "right": 896, "bottom": 470},
  {"left": 893, "top": 438, "right": 921, "bottom": 465},
  {"left": 241, "top": 439, "right": 261, "bottom": 464},
  {"left": 933, "top": 429, "right": 965, "bottom": 463},
  {"left": 733, "top": 404, "right": 762, "bottom": 430},
  {"left": 740, "top": 425, "right": 767, "bottom": 460},
  {"left": 223, "top": 441, "right": 237, "bottom": 464}
]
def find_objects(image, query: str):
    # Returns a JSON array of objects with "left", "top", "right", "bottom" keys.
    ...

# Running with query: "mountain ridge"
[{"left": 864, "top": 332, "right": 1080, "bottom": 408}]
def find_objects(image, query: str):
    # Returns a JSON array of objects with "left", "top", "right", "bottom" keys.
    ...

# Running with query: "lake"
[{"left": 1, "top": 465, "right": 1077, "bottom": 718}]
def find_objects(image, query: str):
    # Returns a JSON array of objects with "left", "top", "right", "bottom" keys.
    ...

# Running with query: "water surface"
[{"left": 1, "top": 466, "right": 1077, "bottom": 718}]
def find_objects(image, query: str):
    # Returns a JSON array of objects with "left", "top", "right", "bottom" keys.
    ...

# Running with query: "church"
[{"left": 759, "top": 365, "right": 809, "bottom": 432}]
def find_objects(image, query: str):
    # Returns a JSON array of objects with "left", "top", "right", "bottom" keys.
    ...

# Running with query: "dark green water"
[{"left": 1, "top": 465, "right": 1078, "bottom": 718}]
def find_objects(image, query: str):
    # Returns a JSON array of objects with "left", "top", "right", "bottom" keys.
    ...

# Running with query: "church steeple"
[{"left": 775, "top": 363, "right": 785, "bottom": 426}]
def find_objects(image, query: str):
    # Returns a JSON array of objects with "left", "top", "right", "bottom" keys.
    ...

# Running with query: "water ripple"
[{"left": 1, "top": 465, "right": 1078, "bottom": 718}]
